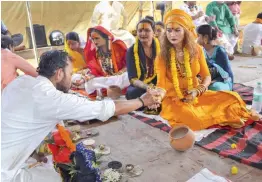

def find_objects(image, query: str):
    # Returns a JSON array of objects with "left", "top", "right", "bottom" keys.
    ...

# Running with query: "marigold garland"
[
  {"left": 170, "top": 48, "right": 198, "bottom": 104},
  {"left": 56, "top": 124, "right": 76, "bottom": 152},
  {"left": 133, "top": 38, "right": 160, "bottom": 84}
]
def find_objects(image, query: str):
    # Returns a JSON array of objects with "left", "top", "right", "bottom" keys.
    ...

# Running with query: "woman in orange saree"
[{"left": 155, "top": 9, "right": 261, "bottom": 131}]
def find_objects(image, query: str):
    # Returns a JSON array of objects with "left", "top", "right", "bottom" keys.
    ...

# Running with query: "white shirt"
[
  {"left": 242, "top": 23, "right": 262, "bottom": 54},
  {"left": 79, "top": 36, "right": 86, "bottom": 49},
  {"left": 90, "top": 1, "right": 125, "bottom": 30},
  {"left": 180, "top": 3, "right": 207, "bottom": 27},
  {"left": 1, "top": 75, "right": 115, "bottom": 181}
]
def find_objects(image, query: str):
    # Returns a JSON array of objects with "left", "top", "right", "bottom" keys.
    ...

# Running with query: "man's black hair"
[
  {"left": 1, "top": 35, "right": 14, "bottom": 49},
  {"left": 37, "top": 50, "right": 71, "bottom": 78},
  {"left": 257, "top": 12, "right": 262, "bottom": 19}
]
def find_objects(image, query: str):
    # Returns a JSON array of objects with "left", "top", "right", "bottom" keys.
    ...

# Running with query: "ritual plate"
[{"left": 94, "top": 145, "right": 111, "bottom": 155}]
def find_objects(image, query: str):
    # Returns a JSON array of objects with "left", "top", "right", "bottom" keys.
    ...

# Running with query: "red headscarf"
[{"left": 84, "top": 26, "right": 127, "bottom": 77}]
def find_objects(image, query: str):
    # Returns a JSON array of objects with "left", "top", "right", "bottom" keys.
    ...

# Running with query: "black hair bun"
[
  {"left": 210, "top": 27, "right": 217, "bottom": 40},
  {"left": 145, "top": 15, "right": 154, "bottom": 22}
]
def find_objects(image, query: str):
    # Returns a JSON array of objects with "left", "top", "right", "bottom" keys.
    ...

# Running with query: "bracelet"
[
  {"left": 196, "top": 84, "right": 207, "bottom": 96},
  {"left": 138, "top": 97, "right": 145, "bottom": 107}
]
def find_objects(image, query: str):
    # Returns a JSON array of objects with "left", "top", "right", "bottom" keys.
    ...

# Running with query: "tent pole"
[
  {"left": 139, "top": 2, "right": 143, "bottom": 21},
  {"left": 26, "top": 1, "right": 38, "bottom": 64}
]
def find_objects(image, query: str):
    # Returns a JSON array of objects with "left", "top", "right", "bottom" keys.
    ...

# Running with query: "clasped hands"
[
  {"left": 181, "top": 89, "right": 198, "bottom": 103},
  {"left": 140, "top": 87, "right": 166, "bottom": 110},
  {"left": 72, "top": 69, "right": 95, "bottom": 87}
]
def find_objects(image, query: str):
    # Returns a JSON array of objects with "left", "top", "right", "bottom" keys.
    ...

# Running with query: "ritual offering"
[
  {"left": 143, "top": 86, "right": 166, "bottom": 115},
  {"left": 94, "top": 145, "right": 111, "bottom": 155},
  {"left": 103, "top": 168, "right": 121, "bottom": 182},
  {"left": 126, "top": 164, "right": 134, "bottom": 171},
  {"left": 125, "top": 164, "right": 143, "bottom": 177},
  {"left": 108, "top": 161, "right": 122, "bottom": 171},
  {"left": 169, "top": 125, "right": 195, "bottom": 151},
  {"left": 83, "top": 139, "right": 96, "bottom": 148},
  {"left": 107, "top": 85, "right": 122, "bottom": 100}
]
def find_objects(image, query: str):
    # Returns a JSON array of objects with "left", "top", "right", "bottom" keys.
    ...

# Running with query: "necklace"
[{"left": 170, "top": 47, "right": 198, "bottom": 104}]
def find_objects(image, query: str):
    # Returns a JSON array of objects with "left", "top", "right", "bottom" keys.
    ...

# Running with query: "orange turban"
[{"left": 164, "top": 9, "right": 197, "bottom": 38}]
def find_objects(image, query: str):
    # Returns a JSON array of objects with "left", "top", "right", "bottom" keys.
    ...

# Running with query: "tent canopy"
[{"left": 1, "top": 1, "right": 262, "bottom": 48}]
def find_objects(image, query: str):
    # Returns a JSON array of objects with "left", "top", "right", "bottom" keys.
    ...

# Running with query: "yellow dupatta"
[{"left": 64, "top": 41, "right": 87, "bottom": 73}]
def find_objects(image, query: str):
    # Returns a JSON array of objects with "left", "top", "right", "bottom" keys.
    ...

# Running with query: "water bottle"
[{"left": 251, "top": 82, "right": 262, "bottom": 113}]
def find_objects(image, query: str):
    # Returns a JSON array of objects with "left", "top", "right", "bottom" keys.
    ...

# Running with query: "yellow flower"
[
  {"left": 231, "top": 166, "right": 238, "bottom": 175},
  {"left": 231, "top": 143, "right": 237, "bottom": 149},
  {"left": 133, "top": 38, "right": 160, "bottom": 84}
]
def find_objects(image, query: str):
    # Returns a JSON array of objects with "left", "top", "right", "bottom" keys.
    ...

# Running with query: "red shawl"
[{"left": 84, "top": 26, "right": 127, "bottom": 77}]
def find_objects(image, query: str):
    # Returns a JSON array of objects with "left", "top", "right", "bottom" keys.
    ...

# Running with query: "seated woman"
[
  {"left": 155, "top": 9, "right": 260, "bottom": 131},
  {"left": 155, "top": 21, "right": 165, "bottom": 40},
  {"left": 65, "top": 32, "right": 87, "bottom": 73},
  {"left": 1, "top": 35, "right": 38, "bottom": 91},
  {"left": 126, "top": 17, "right": 160, "bottom": 100},
  {"left": 73, "top": 25, "right": 128, "bottom": 96},
  {"left": 197, "top": 24, "right": 234, "bottom": 91}
]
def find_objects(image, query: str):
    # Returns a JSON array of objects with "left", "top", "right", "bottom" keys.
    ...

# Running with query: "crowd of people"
[{"left": 1, "top": 1, "right": 262, "bottom": 182}]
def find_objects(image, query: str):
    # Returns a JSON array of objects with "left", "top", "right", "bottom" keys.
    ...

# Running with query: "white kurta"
[
  {"left": 242, "top": 23, "right": 262, "bottom": 54},
  {"left": 1, "top": 75, "right": 115, "bottom": 182},
  {"left": 90, "top": 1, "right": 135, "bottom": 47},
  {"left": 180, "top": 3, "right": 207, "bottom": 27}
]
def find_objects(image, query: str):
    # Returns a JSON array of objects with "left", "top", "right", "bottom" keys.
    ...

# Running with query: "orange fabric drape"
[{"left": 156, "top": 45, "right": 251, "bottom": 130}]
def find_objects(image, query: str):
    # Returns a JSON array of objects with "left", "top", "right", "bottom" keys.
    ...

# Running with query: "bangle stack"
[{"left": 196, "top": 84, "right": 207, "bottom": 96}]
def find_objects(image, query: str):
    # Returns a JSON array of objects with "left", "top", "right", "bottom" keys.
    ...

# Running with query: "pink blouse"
[{"left": 1, "top": 49, "right": 38, "bottom": 91}]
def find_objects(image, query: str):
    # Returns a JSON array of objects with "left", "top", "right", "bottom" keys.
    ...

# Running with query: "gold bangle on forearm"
[{"left": 197, "top": 84, "right": 207, "bottom": 96}]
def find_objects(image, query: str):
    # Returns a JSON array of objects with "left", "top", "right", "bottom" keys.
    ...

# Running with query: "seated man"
[
  {"left": 1, "top": 35, "right": 38, "bottom": 91},
  {"left": 242, "top": 12, "right": 262, "bottom": 56},
  {"left": 1, "top": 50, "right": 159, "bottom": 182},
  {"left": 90, "top": 1, "right": 135, "bottom": 48},
  {"left": 180, "top": 1, "right": 213, "bottom": 28},
  {"left": 206, "top": 1, "right": 239, "bottom": 59}
]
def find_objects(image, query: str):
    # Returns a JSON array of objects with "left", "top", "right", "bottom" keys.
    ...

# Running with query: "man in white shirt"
[
  {"left": 242, "top": 12, "right": 262, "bottom": 55},
  {"left": 90, "top": 1, "right": 135, "bottom": 47},
  {"left": 180, "top": 1, "right": 210, "bottom": 27},
  {"left": 1, "top": 50, "right": 159, "bottom": 182}
]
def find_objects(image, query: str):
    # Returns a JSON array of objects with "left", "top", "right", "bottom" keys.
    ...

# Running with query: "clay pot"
[
  {"left": 169, "top": 125, "right": 195, "bottom": 152},
  {"left": 107, "top": 85, "right": 121, "bottom": 100}
]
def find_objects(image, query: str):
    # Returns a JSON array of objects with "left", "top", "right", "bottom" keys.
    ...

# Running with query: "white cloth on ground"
[
  {"left": 1, "top": 75, "right": 115, "bottom": 182},
  {"left": 90, "top": 1, "right": 135, "bottom": 47},
  {"left": 186, "top": 168, "right": 232, "bottom": 182},
  {"left": 85, "top": 72, "right": 130, "bottom": 94},
  {"left": 242, "top": 23, "right": 262, "bottom": 54},
  {"left": 132, "top": 111, "right": 217, "bottom": 142}
]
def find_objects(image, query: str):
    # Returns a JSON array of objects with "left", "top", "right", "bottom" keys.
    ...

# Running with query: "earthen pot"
[
  {"left": 169, "top": 125, "right": 195, "bottom": 152},
  {"left": 107, "top": 85, "right": 121, "bottom": 100}
]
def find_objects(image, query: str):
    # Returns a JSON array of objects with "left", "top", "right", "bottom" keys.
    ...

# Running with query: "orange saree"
[{"left": 156, "top": 45, "right": 251, "bottom": 131}]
